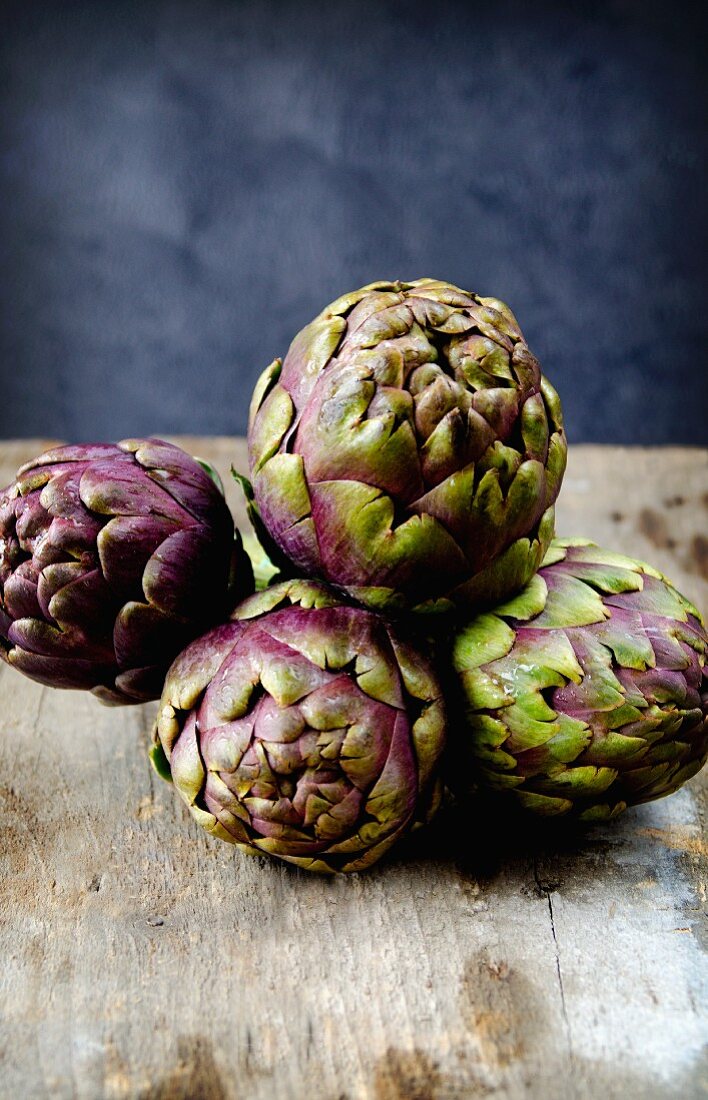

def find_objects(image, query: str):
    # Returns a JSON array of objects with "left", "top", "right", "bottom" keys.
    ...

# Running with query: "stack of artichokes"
[{"left": 2, "top": 280, "right": 706, "bottom": 873}]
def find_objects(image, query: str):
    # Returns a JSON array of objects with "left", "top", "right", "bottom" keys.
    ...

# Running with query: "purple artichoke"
[
  {"left": 153, "top": 580, "right": 446, "bottom": 872},
  {"left": 0, "top": 438, "right": 252, "bottom": 704},
  {"left": 450, "top": 540, "right": 708, "bottom": 819},
  {"left": 248, "top": 279, "right": 566, "bottom": 613}
]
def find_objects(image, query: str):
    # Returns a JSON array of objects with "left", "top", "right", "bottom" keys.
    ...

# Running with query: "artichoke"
[
  {"left": 248, "top": 279, "right": 566, "bottom": 613},
  {"left": 450, "top": 540, "right": 708, "bottom": 820},
  {"left": 153, "top": 579, "right": 446, "bottom": 872},
  {"left": 0, "top": 438, "right": 252, "bottom": 704}
]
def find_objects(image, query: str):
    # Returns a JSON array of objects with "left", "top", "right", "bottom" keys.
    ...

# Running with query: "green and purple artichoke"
[
  {"left": 450, "top": 540, "right": 708, "bottom": 820},
  {"left": 248, "top": 279, "right": 566, "bottom": 614},
  {"left": 153, "top": 580, "right": 446, "bottom": 872},
  {"left": 0, "top": 438, "right": 252, "bottom": 704}
]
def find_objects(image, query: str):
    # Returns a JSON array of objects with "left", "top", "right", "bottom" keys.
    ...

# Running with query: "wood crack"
[
  {"left": 546, "top": 892, "right": 572, "bottom": 1057},
  {"left": 534, "top": 858, "right": 576, "bottom": 1087}
]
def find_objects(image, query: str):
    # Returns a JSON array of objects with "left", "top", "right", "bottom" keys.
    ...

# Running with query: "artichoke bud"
[
  {"left": 0, "top": 438, "right": 252, "bottom": 704},
  {"left": 153, "top": 581, "right": 447, "bottom": 873},
  {"left": 248, "top": 279, "right": 567, "bottom": 614},
  {"left": 450, "top": 540, "right": 708, "bottom": 819}
]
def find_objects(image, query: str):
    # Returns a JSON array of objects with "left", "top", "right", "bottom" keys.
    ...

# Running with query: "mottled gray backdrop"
[{"left": 1, "top": 1, "right": 706, "bottom": 444}]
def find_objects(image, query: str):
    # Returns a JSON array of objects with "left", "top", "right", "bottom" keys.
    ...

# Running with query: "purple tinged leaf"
[
  {"left": 309, "top": 478, "right": 468, "bottom": 594},
  {"left": 346, "top": 290, "right": 406, "bottom": 334},
  {"left": 2, "top": 564, "right": 41, "bottom": 620},
  {"left": 279, "top": 314, "right": 346, "bottom": 409},
  {"left": 142, "top": 526, "right": 230, "bottom": 620},
  {"left": 8, "top": 614, "right": 112, "bottom": 660},
  {"left": 15, "top": 493, "right": 52, "bottom": 547},
  {"left": 97, "top": 515, "right": 180, "bottom": 599},
  {"left": 113, "top": 665, "right": 166, "bottom": 704},
  {"left": 45, "top": 515, "right": 104, "bottom": 558},
  {"left": 253, "top": 694, "right": 306, "bottom": 744},
  {"left": 8, "top": 646, "right": 116, "bottom": 691},
  {"left": 78, "top": 461, "right": 191, "bottom": 524},
  {"left": 170, "top": 711, "right": 206, "bottom": 808},
  {"left": 47, "top": 568, "right": 116, "bottom": 635},
  {"left": 36, "top": 562, "right": 94, "bottom": 620},
  {"left": 124, "top": 438, "right": 232, "bottom": 526},
  {"left": 38, "top": 466, "right": 88, "bottom": 520},
  {"left": 113, "top": 602, "right": 192, "bottom": 670},
  {"left": 17, "top": 444, "right": 120, "bottom": 475},
  {"left": 200, "top": 719, "right": 253, "bottom": 775}
]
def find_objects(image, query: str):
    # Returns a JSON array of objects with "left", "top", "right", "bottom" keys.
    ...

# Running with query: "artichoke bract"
[
  {"left": 248, "top": 279, "right": 566, "bottom": 613},
  {"left": 0, "top": 439, "right": 252, "bottom": 704},
  {"left": 154, "top": 580, "right": 446, "bottom": 872},
  {"left": 450, "top": 540, "right": 708, "bottom": 820}
]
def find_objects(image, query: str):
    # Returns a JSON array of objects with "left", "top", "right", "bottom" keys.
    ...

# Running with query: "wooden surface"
[{"left": 1, "top": 440, "right": 706, "bottom": 1100}]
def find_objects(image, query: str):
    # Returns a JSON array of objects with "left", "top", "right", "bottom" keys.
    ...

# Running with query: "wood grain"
[{"left": 0, "top": 440, "right": 706, "bottom": 1100}]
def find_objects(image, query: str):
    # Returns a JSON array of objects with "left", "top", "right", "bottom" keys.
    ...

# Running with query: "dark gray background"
[{"left": 1, "top": 0, "right": 706, "bottom": 444}]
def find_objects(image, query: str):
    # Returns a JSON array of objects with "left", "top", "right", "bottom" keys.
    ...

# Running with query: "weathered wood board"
[{"left": 0, "top": 440, "right": 706, "bottom": 1100}]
